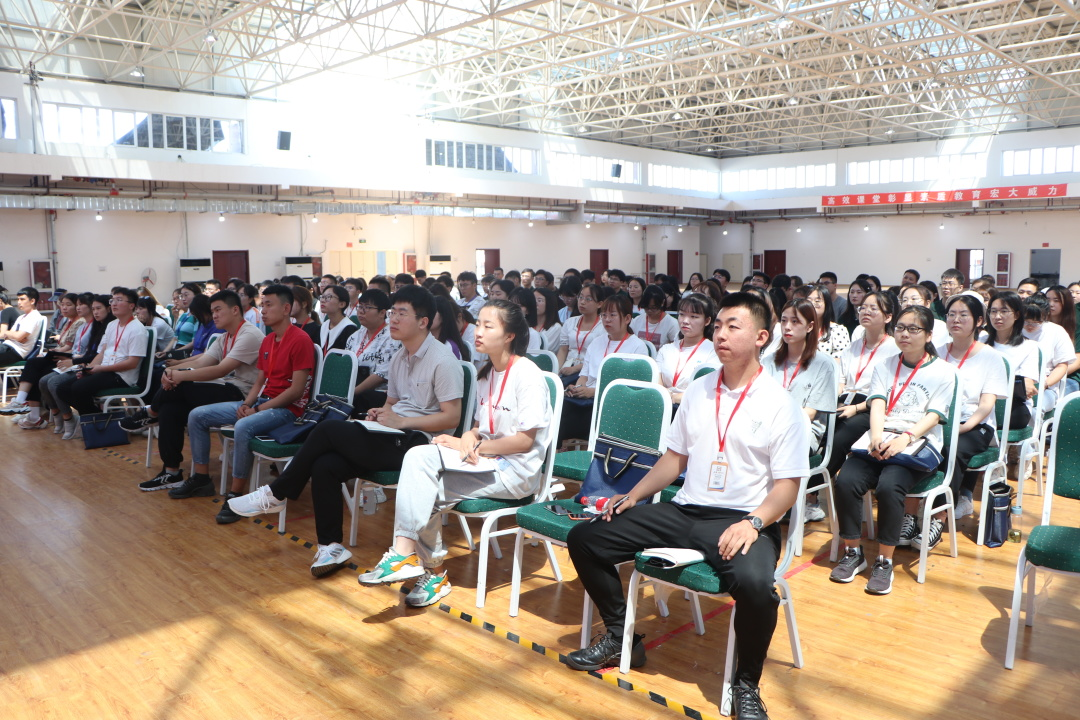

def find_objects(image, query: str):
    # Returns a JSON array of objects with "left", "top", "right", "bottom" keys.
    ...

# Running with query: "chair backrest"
[
  {"left": 936, "top": 366, "right": 963, "bottom": 492},
  {"left": 534, "top": 372, "right": 566, "bottom": 502},
  {"left": 993, "top": 356, "right": 1018, "bottom": 458},
  {"left": 641, "top": 340, "right": 656, "bottom": 358},
  {"left": 595, "top": 351, "right": 658, "bottom": 405},
  {"left": 526, "top": 350, "right": 558, "bottom": 373},
  {"left": 24, "top": 316, "right": 49, "bottom": 361},
  {"left": 317, "top": 349, "right": 359, "bottom": 402},
  {"left": 1041, "top": 391, "right": 1080, "bottom": 521},
  {"left": 693, "top": 364, "right": 715, "bottom": 381},
  {"left": 454, "top": 360, "right": 478, "bottom": 437},
  {"left": 133, "top": 328, "right": 157, "bottom": 395},
  {"left": 592, "top": 379, "right": 673, "bottom": 455},
  {"left": 205, "top": 332, "right": 223, "bottom": 351}
]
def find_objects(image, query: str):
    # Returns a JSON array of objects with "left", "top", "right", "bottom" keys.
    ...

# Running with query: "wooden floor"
[{"left": 1, "top": 420, "right": 1078, "bottom": 720}]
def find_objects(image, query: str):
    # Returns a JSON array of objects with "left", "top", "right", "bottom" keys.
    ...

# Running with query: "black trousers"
[
  {"left": 558, "top": 400, "right": 594, "bottom": 444},
  {"left": 0, "top": 345, "right": 25, "bottom": 367},
  {"left": 20, "top": 356, "right": 57, "bottom": 402},
  {"left": 57, "top": 371, "right": 128, "bottom": 415},
  {"left": 948, "top": 424, "right": 994, "bottom": 499},
  {"left": 155, "top": 382, "right": 245, "bottom": 469},
  {"left": 826, "top": 412, "right": 872, "bottom": 476},
  {"left": 567, "top": 502, "right": 782, "bottom": 686},
  {"left": 268, "top": 420, "right": 427, "bottom": 546},
  {"left": 835, "top": 455, "right": 928, "bottom": 546}
]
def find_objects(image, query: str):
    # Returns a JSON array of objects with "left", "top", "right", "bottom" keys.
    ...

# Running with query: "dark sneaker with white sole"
[
  {"left": 565, "top": 632, "right": 646, "bottom": 671},
  {"left": 829, "top": 546, "right": 867, "bottom": 583},
  {"left": 911, "top": 517, "right": 944, "bottom": 551},
  {"left": 120, "top": 408, "right": 158, "bottom": 432},
  {"left": 731, "top": 679, "right": 770, "bottom": 720},
  {"left": 865, "top": 555, "right": 894, "bottom": 595},
  {"left": 168, "top": 473, "right": 215, "bottom": 499},
  {"left": 139, "top": 469, "right": 184, "bottom": 492},
  {"left": 216, "top": 493, "right": 244, "bottom": 524},
  {"left": 897, "top": 513, "right": 918, "bottom": 547}
]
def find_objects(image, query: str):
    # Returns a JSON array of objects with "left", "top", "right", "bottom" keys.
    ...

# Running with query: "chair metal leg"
[
  {"left": 863, "top": 492, "right": 875, "bottom": 540},
  {"left": 580, "top": 593, "right": 594, "bottom": 649},
  {"left": 145, "top": 425, "right": 154, "bottom": 467},
  {"left": 719, "top": 607, "right": 737, "bottom": 717},
  {"left": 219, "top": 437, "right": 232, "bottom": 495},
  {"left": 1024, "top": 562, "right": 1037, "bottom": 626},
  {"left": 777, "top": 577, "right": 803, "bottom": 668},
  {"left": 619, "top": 571, "right": 643, "bottom": 674},
  {"left": 542, "top": 540, "right": 563, "bottom": 582},
  {"left": 345, "top": 480, "right": 361, "bottom": 547},
  {"left": 689, "top": 594, "right": 705, "bottom": 635},
  {"left": 1004, "top": 551, "right": 1028, "bottom": 669},
  {"left": 652, "top": 583, "right": 671, "bottom": 618},
  {"left": 509, "top": 529, "right": 526, "bottom": 617},
  {"left": 457, "top": 514, "right": 475, "bottom": 552}
]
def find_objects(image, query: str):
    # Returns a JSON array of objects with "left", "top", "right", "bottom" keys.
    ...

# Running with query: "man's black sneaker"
[
  {"left": 731, "top": 679, "right": 769, "bottom": 720},
  {"left": 565, "top": 632, "right": 645, "bottom": 671},
  {"left": 216, "top": 492, "right": 244, "bottom": 524},
  {"left": 168, "top": 473, "right": 215, "bottom": 499},
  {"left": 139, "top": 469, "right": 184, "bottom": 492},
  {"left": 120, "top": 408, "right": 158, "bottom": 432}
]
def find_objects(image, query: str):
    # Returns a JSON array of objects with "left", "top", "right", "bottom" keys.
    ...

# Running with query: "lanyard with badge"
[
  {"left": 710, "top": 366, "right": 761, "bottom": 492},
  {"left": 886, "top": 354, "right": 927, "bottom": 415},
  {"left": 487, "top": 356, "right": 516, "bottom": 434}
]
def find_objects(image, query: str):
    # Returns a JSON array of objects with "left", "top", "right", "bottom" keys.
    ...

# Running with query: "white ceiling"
[{"left": 4, "top": 0, "right": 1080, "bottom": 156}]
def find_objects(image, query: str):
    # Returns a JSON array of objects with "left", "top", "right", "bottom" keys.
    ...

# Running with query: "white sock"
[
  {"left": 14, "top": 390, "right": 27, "bottom": 404},
  {"left": 27, "top": 407, "right": 40, "bottom": 421}
]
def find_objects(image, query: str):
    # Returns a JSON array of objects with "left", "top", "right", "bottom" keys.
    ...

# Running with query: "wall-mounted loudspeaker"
[
  {"left": 277, "top": 131, "right": 292, "bottom": 151},
  {"left": 611, "top": 163, "right": 622, "bottom": 178}
]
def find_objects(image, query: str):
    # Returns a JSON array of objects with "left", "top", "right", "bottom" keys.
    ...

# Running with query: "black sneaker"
[
  {"left": 139, "top": 468, "right": 184, "bottom": 492},
  {"left": 865, "top": 556, "right": 894, "bottom": 595},
  {"left": 216, "top": 492, "right": 244, "bottom": 524},
  {"left": 829, "top": 546, "right": 867, "bottom": 583},
  {"left": 911, "top": 517, "right": 943, "bottom": 551},
  {"left": 897, "top": 513, "right": 918, "bottom": 547},
  {"left": 168, "top": 473, "right": 215, "bottom": 499},
  {"left": 120, "top": 408, "right": 158, "bottom": 432},
  {"left": 565, "top": 632, "right": 645, "bottom": 671},
  {"left": 731, "top": 679, "right": 770, "bottom": 720}
]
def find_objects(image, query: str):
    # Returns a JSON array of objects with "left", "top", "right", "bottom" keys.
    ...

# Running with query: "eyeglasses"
[
  {"left": 319, "top": 294, "right": 337, "bottom": 302},
  {"left": 945, "top": 312, "right": 972, "bottom": 321},
  {"left": 989, "top": 309, "right": 1014, "bottom": 317},
  {"left": 939, "top": 281, "right": 961, "bottom": 289},
  {"left": 577, "top": 295, "right": 596, "bottom": 302},
  {"left": 894, "top": 324, "right": 927, "bottom": 335},
  {"left": 600, "top": 312, "right": 623, "bottom": 320},
  {"left": 109, "top": 298, "right": 132, "bottom": 304},
  {"left": 858, "top": 305, "right": 880, "bottom": 314},
  {"left": 388, "top": 309, "right": 415, "bottom": 320}
]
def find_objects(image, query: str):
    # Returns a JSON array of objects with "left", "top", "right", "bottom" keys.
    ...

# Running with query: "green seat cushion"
[
  {"left": 517, "top": 499, "right": 586, "bottom": 542},
  {"left": 660, "top": 484, "right": 680, "bottom": 503},
  {"left": 364, "top": 470, "right": 400, "bottom": 486},
  {"left": 1007, "top": 427, "right": 1033, "bottom": 443},
  {"left": 634, "top": 553, "right": 728, "bottom": 594},
  {"left": 553, "top": 450, "right": 591, "bottom": 482},
  {"left": 967, "top": 449, "right": 999, "bottom": 470},
  {"left": 96, "top": 385, "right": 139, "bottom": 397},
  {"left": 1025, "top": 525, "right": 1080, "bottom": 573},
  {"left": 219, "top": 428, "right": 234, "bottom": 439},
  {"left": 909, "top": 471, "right": 946, "bottom": 496},
  {"left": 249, "top": 437, "right": 303, "bottom": 458},
  {"left": 809, "top": 453, "right": 823, "bottom": 468},
  {"left": 3, "top": 361, "right": 26, "bottom": 369},
  {"left": 454, "top": 495, "right": 535, "bottom": 514}
]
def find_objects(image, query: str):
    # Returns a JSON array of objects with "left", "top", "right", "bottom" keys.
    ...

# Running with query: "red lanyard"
[
  {"left": 672, "top": 338, "right": 706, "bottom": 387},
  {"left": 644, "top": 317, "right": 657, "bottom": 340},
  {"left": 487, "top": 356, "right": 516, "bottom": 433},
  {"left": 575, "top": 317, "right": 598, "bottom": 355},
  {"left": 886, "top": 354, "right": 927, "bottom": 415},
  {"left": 322, "top": 319, "right": 341, "bottom": 356},
  {"left": 714, "top": 366, "right": 762, "bottom": 452},
  {"left": 299, "top": 317, "right": 310, "bottom": 329},
  {"left": 946, "top": 342, "right": 975, "bottom": 368},
  {"left": 356, "top": 324, "right": 386, "bottom": 357},
  {"left": 222, "top": 320, "right": 244, "bottom": 357},
  {"left": 782, "top": 360, "right": 802, "bottom": 389},
  {"left": 75, "top": 321, "right": 90, "bottom": 348},
  {"left": 854, "top": 336, "right": 885, "bottom": 385},
  {"left": 112, "top": 318, "right": 133, "bottom": 354},
  {"left": 604, "top": 332, "right": 631, "bottom": 358}
]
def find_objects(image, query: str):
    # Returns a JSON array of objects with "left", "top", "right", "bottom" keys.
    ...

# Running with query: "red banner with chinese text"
[{"left": 821, "top": 184, "right": 1069, "bottom": 207}]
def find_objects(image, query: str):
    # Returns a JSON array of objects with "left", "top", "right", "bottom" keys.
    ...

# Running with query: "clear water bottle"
[
  {"left": 1008, "top": 504, "right": 1023, "bottom": 543},
  {"left": 579, "top": 496, "right": 612, "bottom": 513}
]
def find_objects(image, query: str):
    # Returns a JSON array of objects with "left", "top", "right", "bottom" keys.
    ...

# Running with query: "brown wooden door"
[
  {"left": 590, "top": 249, "right": 609, "bottom": 279},
  {"left": 667, "top": 249, "right": 683, "bottom": 284},
  {"left": 212, "top": 250, "right": 249, "bottom": 284},
  {"left": 482, "top": 249, "right": 500, "bottom": 275},
  {"left": 763, "top": 250, "right": 786, "bottom": 278},
  {"left": 955, "top": 250, "right": 971, "bottom": 286}
]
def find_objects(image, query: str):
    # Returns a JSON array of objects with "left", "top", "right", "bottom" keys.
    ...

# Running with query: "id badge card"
[{"left": 708, "top": 453, "right": 728, "bottom": 492}]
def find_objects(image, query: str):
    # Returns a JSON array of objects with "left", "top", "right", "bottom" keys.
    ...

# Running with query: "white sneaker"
[
  {"left": 0, "top": 399, "right": 29, "bottom": 414},
  {"left": 955, "top": 495, "right": 974, "bottom": 518},
  {"left": 374, "top": 487, "right": 387, "bottom": 504},
  {"left": 227, "top": 485, "right": 287, "bottom": 517},
  {"left": 310, "top": 543, "right": 353, "bottom": 578},
  {"left": 62, "top": 418, "right": 82, "bottom": 440},
  {"left": 51, "top": 411, "right": 64, "bottom": 434},
  {"left": 17, "top": 415, "right": 47, "bottom": 429},
  {"left": 803, "top": 501, "right": 827, "bottom": 523}
]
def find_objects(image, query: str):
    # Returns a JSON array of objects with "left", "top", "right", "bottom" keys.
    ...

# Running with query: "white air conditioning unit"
[
  {"left": 428, "top": 254, "right": 453, "bottom": 275},
  {"left": 179, "top": 258, "right": 211, "bottom": 283},
  {"left": 284, "top": 256, "right": 314, "bottom": 278}
]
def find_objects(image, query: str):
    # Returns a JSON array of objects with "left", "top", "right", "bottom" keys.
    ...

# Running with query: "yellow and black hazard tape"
[{"left": 103, "top": 447, "right": 142, "bottom": 466}]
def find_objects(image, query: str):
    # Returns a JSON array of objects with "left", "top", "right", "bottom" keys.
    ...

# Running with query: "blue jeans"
[
  {"left": 187, "top": 400, "right": 294, "bottom": 480},
  {"left": 1066, "top": 378, "right": 1079, "bottom": 396}
]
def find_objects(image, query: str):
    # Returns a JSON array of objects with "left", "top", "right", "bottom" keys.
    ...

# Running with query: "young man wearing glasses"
[
  {"left": 456, "top": 271, "right": 486, "bottom": 317},
  {"left": 935, "top": 269, "right": 965, "bottom": 318},
  {"left": 55, "top": 287, "right": 149, "bottom": 439},
  {"left": 226, "top": 285, "right": 464, "bottom": 578}
]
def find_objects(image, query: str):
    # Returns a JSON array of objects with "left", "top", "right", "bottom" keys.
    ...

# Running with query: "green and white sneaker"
[
  {"left": 357, "top": 548, "right": 425, "bottom": 586},
  {"left": 405, "top": 571, "right": 451, "bottom": 608}
]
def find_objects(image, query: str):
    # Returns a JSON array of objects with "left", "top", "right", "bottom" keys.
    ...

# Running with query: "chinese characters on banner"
[{"left": 821, "top": 184, "right": 1070, "bottom": 207}]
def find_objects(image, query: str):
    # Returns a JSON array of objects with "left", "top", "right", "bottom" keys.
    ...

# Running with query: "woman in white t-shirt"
[
  {"left": 318, "top": 285, "right": 358, "bottom": 357},
  {"left": 626, "top": 277, "right": 646, "bottom": 314},
  {"left": 345, "top": 289, "right": 400, "bottom": 415},
  {"left": 832, "top": 305, "right": 956, "bottom": 595},
  {"left": 793, "top": 283, "right": 849, "bottom": 360},
  {"left": 560, "top": 293, "right": 650, "bottom": 444},
  {"left": 533, "top": 287, "right": 563, "bottom": 352},
  {"left": 983, "top": 291, "right": 1038, "bottom": 429},
  {"left": 1020, "top": 293, "right": 1072, "bottom": 413},
  {"left": 509, "top": 287, "right": 543, "bottom": 352},
  {"left": 656, "top": 294, "right": 719, "bottom": 405},
  {"left": 358, "top": 299, "right": 552, "bottom": 607},
  {"left": 556, "top": 282, "right": 604, "bottom": 381},
  {"left": 827, "top": 291, "right": 900, "bottom": 477},
  {"left": 936, "top": 294, "right": 1008, "bottom": 520},
  {"left": 630, "top": 285, "right": 680, "bottom": 351}
]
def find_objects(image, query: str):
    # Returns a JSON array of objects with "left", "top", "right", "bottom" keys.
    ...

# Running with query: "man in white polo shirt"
[
  {"left": 0, "top": 286, "right": 45, "bottom": 368},
  {"left": 565, "top": 292, "right": 809, "bottom": 720}
]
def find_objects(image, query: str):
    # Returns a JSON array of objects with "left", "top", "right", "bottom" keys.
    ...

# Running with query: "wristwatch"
[{"left": 743, "top": 515, "right": 764, "bottom": 532}]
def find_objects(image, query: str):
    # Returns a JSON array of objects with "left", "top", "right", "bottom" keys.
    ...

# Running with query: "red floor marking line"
[{"left": 288, "top": 513, "right": 314, "bottom": 522}]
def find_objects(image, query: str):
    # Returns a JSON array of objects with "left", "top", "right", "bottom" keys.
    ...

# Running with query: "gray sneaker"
[
  {"left": 955, "top": 494, "right": 974, "bottom": 518},
  {"left": 865, "top": 556, "right": 894, "bottom": 595},
  {"left": 829, "top": 546, "right": 867, "bottom": 583},
  {"left": 897, "top": 513, "right": 918, "bottom": 547}
]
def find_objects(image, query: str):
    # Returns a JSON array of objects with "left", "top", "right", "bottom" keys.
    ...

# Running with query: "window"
[
  {"left": 41, "top": 101, "right": 244, "bottom": 153},
  {"left": 649, "top": 163, "right": 719, "bottom": 192},
  {"left": 424, "top": 138, "right": 540, "bottom": 175},
  {"left": 549, "top": 152, "right": 642, "bottom": 185},
  {"left": 0, "top": 98, "right": 15, "bottom": 139},
  {"left": 847, "top": 153, "right": 988, "bottom": 186},
  {"left": 1003, "top": 146, "right": 1080, "bottom": 177},
  {"left": 721, "top": 163, "right": 836, "bottom": 193}
]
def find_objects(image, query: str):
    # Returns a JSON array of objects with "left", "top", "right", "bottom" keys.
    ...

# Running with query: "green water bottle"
[{"left": 1008, "top": 504, "right": 1023, "bottom": 543}]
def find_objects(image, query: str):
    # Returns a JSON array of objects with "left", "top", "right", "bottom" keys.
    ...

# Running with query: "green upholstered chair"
[
  {"left": 0, "top": 317, "right": 48, "bottom": 403},
  {"left": 526, "top": 350, "right": 557, "bottom": 373},
  {"left": 1005, "top": 391, "right": 1080, "bottom": 669},
  {"left": 94, "top": 328, "right": 158, "bottom": 412},
  {"left": 970, "top": 357, "right": 1016, "bottom": 546}
]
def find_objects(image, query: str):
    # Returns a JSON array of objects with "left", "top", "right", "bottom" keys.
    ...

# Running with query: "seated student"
[
  {"left": 1016, "top": 277, "right": 1041, "bottom": 300},
  {"left": 317, "top": 285, "right": 357, "bottom": 356},
  {"left": 345, "top": 289, "right": 401, "bottom": 414},
  {"left": 935, "top": 294, "right": 1008, "bottom": 523},
  {"left": 0, "top": 286, "right": 45, "bottom": 369},
  {"left": 136, "top": 296, "right": 177, "bottom": 355},
  {"left": 55, "top": 288, "right": 149, "bottom": 439},
  {"left": 0, "top": 290, "right": 17, "bottom": 335},
  {"left": 289, "top": 285, "right": 321, "bottom": 344},
  {"left": 763, "top": 298, "right": 838, "bottom": 523},
  {"left": 533, "top": 286, "right": 563, "bottom": 352},
  {"left": 982, "top": 291, "right": 1039, "bottom": 429},
  {"left": 831, "top": 305, "right": 955, "bottom": 595},
  {"left": 626, "top": 276, "right": 646, "bottom": 313},
  {"left": 557, "top": 276, "right": 581, "bottom": 324},
  {"left": 508, "top": 287, "right": 543, "bottom": 351},
  {"left": 238, "top": 283, "right": 263, "bottom": 331},
  {"left": 172, "top": 283, "right": 201, "bottom": 349},
  {"left": 899, "top": 284, "right": 949, "bottom": 345},
  {"left": 355, "top": 300, "right": 551, "bottom": 604},
  {"left": 656, "top": 294, "right": 720, "bottom": 405},
  {"left": 120, "top": 290, "right": 264, "bottom": 492},
  {"left": 40, "top": 295, "right": 111, "bottom": 436},
  {"left": 5, "top": 292, "right": 85, "bottom": 426},
  {"left": 227, "top": 285, "right": 463, "bottom": 576},
  {"left": 188, "top": 295, "right": 220, "bottom": 356},
  {"left": 564, "top": 292, "right": 808, "bottom": 720},
  {"left": 560, "top": 294, "right": 650, "bottom": 444},
  {"left": 486, "top": 279, "right": 514, "bottom": 301},
  {"left": 556, "top": 282, "right": 604, "bottom": 382},
  {"left": 456, "top": 271, "right": 487, "bottom": 317},
  {"left": 432, "top": 295, "right": 472, "bottom": 362},
  {"left": 341, "top": 277, "right": 366, "bottom": 320},
  {"left": 1020, "top": 294, "right": 1073, "bottom": 413},
  {"left": 792, "top": 283, "right": 849, "bottom": 359},
  {"left": 827, "top": 291, "right": 900, "bottom": 477},
  {"left": 181, "top": 285, "right": 315, "bottom": 523},
  {"left": 1044, "top": 284, "right": 1080, "bottom": 394},
  {"left": 935, "top": 269, "right": 966, "bottom": 318},
  {"left": 630, "top": 285, "right": 680, "bottom": 351},
  {"left": 837, "top": 278, "right": 872, "bottom": 336}
]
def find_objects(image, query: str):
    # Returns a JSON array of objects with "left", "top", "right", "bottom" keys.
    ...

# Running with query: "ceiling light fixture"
[
  {"left": 939, "top": 222, "right": 945, "bottom": 230},
  {"left": 722, "top": 229, "right": 728, "bottom": 236},
  {"left": 787, "top": 97, "right": 799, "bottom": 106},
  {"left": 130, "top": 67, "right": 144, "bottom": 78},
  {"left": 633, "top": 224, "right": 639, "bottom": 230},
  {"left": 585, "top": 222, "right": 591, "bottom": 229},
  {"left": 392, "top": 215, "right": 398, "bottom": 224},
  {"left": 218, "top": 212, "right": 225, "bottom": 222},
  {"left": 528, "top": 221, "right": 534, "bottom": 227},
  {"left": 677, "top": 226, "right": 683, "bottom": 233},
  {"left": 796, "top": 226, "right": 802, "bottom": 233},
  {"left": 885, "top": 128, "right": 894, "bottom": 135},
  {"left": 578, "top": 125, "right": 587, "bottom": 133},
  {"left": 204, "top": 30, "right": 216, "bottom": 45},
  {"left": 863, "top": 224, "right": 869, "bottom": 231},
  {"left": 311, "top": 215, "right": 319, "bottom": 223},
  {"left": 672, "top": 112, "right": 682, "bottom": 120},
  {"left": 95, "top": 211, "right": 103, "bottom": 221}
]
